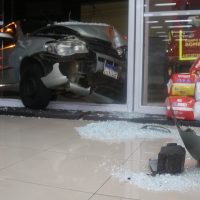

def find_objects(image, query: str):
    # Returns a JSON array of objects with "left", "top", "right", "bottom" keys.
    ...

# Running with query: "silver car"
[{"left": 0, "top": 21, "right": 127, "bottom": 109}]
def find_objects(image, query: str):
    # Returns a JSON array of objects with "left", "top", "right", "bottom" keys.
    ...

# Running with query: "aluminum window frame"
[{"left": 134, "top": 0, "right": 200, "bottom": 114}]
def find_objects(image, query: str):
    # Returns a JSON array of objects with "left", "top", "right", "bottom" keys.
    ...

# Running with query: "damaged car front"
[{"left": 1, "top": 21, "right": 127, "bottom": 109}]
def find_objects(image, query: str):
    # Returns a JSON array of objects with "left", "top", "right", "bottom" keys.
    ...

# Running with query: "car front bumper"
[
  {"left": 40, "top": 50, "right": 125, "bottom": 93},
  {"left": 41, "top": 63, "right": 68, "bottom": 88}
]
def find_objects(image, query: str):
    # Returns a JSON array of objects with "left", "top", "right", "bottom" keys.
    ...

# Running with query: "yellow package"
[{"left": 171, "top": 83, "right": 195, "bottom": 96}]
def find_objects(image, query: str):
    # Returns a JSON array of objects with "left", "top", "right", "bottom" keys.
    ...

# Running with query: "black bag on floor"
[{"left": 157, "top": 143, "right": 186, "bottom": 174}]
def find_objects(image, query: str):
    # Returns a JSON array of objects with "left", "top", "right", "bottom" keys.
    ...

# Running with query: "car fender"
[{"left": 20, "top": 54, "right": 49, "bottom": 77}]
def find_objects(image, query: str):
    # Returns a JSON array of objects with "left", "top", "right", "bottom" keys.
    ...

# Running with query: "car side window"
[
  {"left": 33, "top": 27, "right": 54, "bottom": 36},
  {"left": 53, "top": 26, "right": 75, "bottom": 36}
]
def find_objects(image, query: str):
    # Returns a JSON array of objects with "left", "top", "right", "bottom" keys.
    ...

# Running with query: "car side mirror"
[{"left": 0, "top": 32, "right": 14, "bottom": 41}]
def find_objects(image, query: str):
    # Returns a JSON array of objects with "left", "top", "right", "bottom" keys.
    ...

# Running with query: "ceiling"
[{"left": 3, "top": 0, "right": 126, "bottom": 23}]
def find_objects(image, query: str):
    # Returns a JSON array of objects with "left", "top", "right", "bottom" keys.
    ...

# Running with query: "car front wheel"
[{"left": 20, "top": 63, "right": 51, "bottom": 109}]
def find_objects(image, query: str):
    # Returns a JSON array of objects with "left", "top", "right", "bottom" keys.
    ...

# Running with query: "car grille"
[{"left": 84, "top": 38, "right": 119, "bottom": 58}]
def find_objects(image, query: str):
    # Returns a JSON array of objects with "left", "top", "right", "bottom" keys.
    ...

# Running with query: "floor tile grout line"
[
  {"left": 0, "top": 144, "right": 44, "bottom": 151},
  {"left": 89, "top": 140, "right": 145, "bottom": 200},
  {"left": 120, "top": 141, "right": 144, "bottom": 166},
  {"left": 0, "top": 136, "right": 83, "bottom": 172},
  {"left": 88, "top": 176, "right": 112, "bottom": 200},
  {"left": 0, "top": 152, "right": 45, "bottom": 172},
  {"left": 42, "top": 138, "right": 144, "bottom": 162},
  {"left": 45, "top": 147, "right": 136, "bottom": 162},
  {"left": 0, "top": 146, "right": 128, "bottom": 198},
  {"left": 88, "top": 193, "right": 140, "bottom": 200},
  {"left": 88, "top": 142, "right": 144, "bottom": 199},
  {"left": 4, "top": 177, "right": 93, "bottom": 195},
  {"left": 0, "top": 144, "right": 61, "bottom": 172}
]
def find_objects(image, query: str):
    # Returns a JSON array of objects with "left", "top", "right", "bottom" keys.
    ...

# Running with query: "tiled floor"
[{"left": 0, "top": 115, "right": 199, "bottom": 200}]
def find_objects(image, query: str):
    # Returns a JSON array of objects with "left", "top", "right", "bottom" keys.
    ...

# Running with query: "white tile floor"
[{"left": 0, "top": 115, "right": 199, "bottom": 200}]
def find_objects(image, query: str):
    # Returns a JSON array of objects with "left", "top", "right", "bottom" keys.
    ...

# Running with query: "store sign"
[{"left": 179, "top": 30, "right": 200, "bottom": 61}]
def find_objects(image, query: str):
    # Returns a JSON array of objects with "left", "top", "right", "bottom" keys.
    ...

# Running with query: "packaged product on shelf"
[
  {"left": 167, "top": 73, "right": 198, "bottom": 96},
  {"left": 166, "top": 96, "right": 195, "bottom": 120},
  {"left": 195, "top": 82, "right": 200, "bottom": 101},
  {"left": 194, "top": 102, "right": 200, "bottom": 121}
]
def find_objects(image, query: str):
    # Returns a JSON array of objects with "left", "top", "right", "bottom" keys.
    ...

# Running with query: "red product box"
[
  {"left": 190, "top": 57, "right": 200, "bottom": 74},
  {"left": 167, "top": 73, "right": 198, "bottom": 96},
  {"left": 166, "top": 96, "right": 195, "bottom": 120},
  {"left": 171, "top": 73, "right": 198, "bottom": 83}
]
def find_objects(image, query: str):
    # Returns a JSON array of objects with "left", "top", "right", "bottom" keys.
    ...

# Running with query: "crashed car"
[{"left": 0, "top": 21, "right": 127, "bottom": 109}]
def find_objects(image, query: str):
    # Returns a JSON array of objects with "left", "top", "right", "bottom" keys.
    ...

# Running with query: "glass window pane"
[
  {"left": 143, "top": 12, "right": 200, "bottom": 105},
  {"left": 0, "top": 0, "right": 128, "bottom": 109},
  {"left": 144, "top": 0, "right": 200, "bottom": 12}
]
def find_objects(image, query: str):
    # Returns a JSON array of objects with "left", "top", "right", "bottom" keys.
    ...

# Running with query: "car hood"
[{"left": 54, "top": 22, "right": 127, "bottom": 48}]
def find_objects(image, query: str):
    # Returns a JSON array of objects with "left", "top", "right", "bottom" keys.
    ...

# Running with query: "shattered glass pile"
[
  {"left": 76, "top": 120, "right": 200, "bottom": 192},
  {"left": 76, "top": 121, "right": 177, "bottom": 142}
]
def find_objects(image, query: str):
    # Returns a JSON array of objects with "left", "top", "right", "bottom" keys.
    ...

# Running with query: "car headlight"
[
  {"left": 116, "top": 47, "right": 124, "bottom": 56},
  {"left": 45, "top": 37, "right": 88, "bottom": 56},
  {"left": 116, "top": 46, "right": 127, "bottom": 59}
]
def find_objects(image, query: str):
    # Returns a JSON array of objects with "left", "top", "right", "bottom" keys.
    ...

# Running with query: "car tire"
[
  {"left": 20, "top": 63, "right": 51, "bottom": 109},
  {"left": 51, "top": 94, "right": 58, "bottom": 101}
]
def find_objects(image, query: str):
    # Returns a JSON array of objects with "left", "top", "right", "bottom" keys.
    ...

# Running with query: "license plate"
[{"left": 103, "top": 63, "right": 118, "bottom": 79}]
